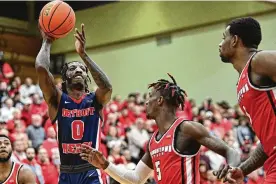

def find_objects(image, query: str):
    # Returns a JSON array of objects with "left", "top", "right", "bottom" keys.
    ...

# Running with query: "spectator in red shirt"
[
  {"left": 21, "top": 97, "right": 32, "bottom": 126},
  {"left": 6, "top": 109, "right": 25, "bottom": 133},
  {"left": 29, "top": 93, "right": 48, "bottom": 117},
  {"left": 42, "top": 126, "right": 58, "bottom": 159},
  {"left": 9, "top": 121, "right": 27, "bottom": 143},
  {"left": 37, "top": 147, "right": 59, "bottom": 184},
  {"left": 0, "top": 61, "right": 14, "bottom": 84}
]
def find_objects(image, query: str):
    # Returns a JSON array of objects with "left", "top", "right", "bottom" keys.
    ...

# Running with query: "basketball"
[{"left": 39, "top": 0, "right": 76, "bottom": 39}]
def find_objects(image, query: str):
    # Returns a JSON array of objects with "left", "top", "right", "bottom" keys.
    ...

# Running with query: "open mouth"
[{"left": 73, "top": 75, "right": 83, "bottom": 79}]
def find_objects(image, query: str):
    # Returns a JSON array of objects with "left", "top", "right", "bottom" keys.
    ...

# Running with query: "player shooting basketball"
[
  {"left": 80, "top": 74, "right": 240, "bottom": 184},
  {"left": 36, "top": 23, "right": 112, "bottom": 184}
]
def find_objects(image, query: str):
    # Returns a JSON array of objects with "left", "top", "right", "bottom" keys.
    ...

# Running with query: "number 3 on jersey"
[
  {"left": 155, "top": 160, "right": 162, "bottom": 181},
  {"left": 71, "top": 120, "right": 84, "bottom": 140}
]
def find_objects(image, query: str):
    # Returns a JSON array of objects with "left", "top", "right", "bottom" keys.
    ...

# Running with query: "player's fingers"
[
  {"left": 81, "top": 23, "right": 85, "bottom": 39},
  {"left": 215, "top": 164, "right": 225, "bottom": 178},
  {"left": 218, "top": 165, "right": 230, "bottom": 179},
  {"left": 225, "top": 177, "right": 236, "bottom": 184},
  {"left": 74, "top": 34, "right": 84, "bottom": 45},
  {"left": 75, "top": 28, "right": 84, "bottom": 41},
  {"left": 213, "top": 171, "right": 218, "bottom": 176},
  {"left": 81, "top": 156, "right": 88, "bottom": 161},
  {"left": 80, "top": 145, "right": 92, "bottom": 154}
]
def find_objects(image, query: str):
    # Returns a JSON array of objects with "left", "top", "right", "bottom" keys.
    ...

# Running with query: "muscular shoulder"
[
  {"left": 18, "top": 165, "right": 36, "bottom": 184},
  {"left": 179, "top": 121, "right": 208, "bottom": 139},
  {"left": 251, "top": 51, "right": 276, "bottom": 75}
]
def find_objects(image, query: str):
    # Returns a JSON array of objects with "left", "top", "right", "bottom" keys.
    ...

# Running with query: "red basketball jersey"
[
  {"left": 149, "top": 118, "right": 200, "bottom": 184},
  {"left": 3, "top": 162, "right": 23, "bottom": 184},
  {"left": 237, "top": 52, "right": 276, "bottom": 178}
]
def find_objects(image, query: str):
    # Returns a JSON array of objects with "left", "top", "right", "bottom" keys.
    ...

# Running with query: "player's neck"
[
  {"left": 67, "top": 89, "right": 86, "bottom": 100},
  {"left": 232, "top": 49, "right": 257, "bottom": 74},
  {"left": 0, "top": 160, "right": 12, "bottom": 173},
  {"left": 155, "top": 110, "right": 176, "bottom": 135}
]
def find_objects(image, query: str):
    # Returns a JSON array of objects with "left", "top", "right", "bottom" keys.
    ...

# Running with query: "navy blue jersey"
[{"left": 54, "top": 92, "right": 102, "bottom": 166}]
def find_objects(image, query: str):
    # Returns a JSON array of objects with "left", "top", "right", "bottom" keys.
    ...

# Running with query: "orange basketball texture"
[{"left": 39, "top": 0, "right": 76, "bottom": 38}]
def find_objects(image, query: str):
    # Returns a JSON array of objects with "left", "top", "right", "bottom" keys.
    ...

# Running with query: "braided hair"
[
  {"left": 148, "top": 73, "right": 187, "bottom": 110},
  {"left": 60, "top": 61, "right": 91, "bottom": 94}
]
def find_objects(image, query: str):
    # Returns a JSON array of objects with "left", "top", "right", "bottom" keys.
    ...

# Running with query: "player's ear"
[
  {"left": 231, "top": 35, "right": 238, "bottom": 47},
  {"left": 157, "top": 96, "right": 164, "bottom": 106}
]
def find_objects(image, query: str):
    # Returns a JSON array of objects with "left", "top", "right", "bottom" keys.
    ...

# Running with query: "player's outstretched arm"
[
  {"left": 74, "top": 24, "right": 112, "bottom": 106},
  {"left": 18, "top": 166, "right": 37, "bottom": 184},
  {"left": 80, "top": 144, "right": 153, "bottom": 184},
  {"left": 35, "top": 28, "right": 61, "bottom": 120},
  {"left": 180, "top": 121, "right": 240, "bottom": 167},
  {"left": 251, "top": 51, "right": 276, "bottom": 82}
]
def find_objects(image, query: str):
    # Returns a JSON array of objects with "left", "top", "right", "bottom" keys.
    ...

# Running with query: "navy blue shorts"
[{"left": 59, "top": 169, "right": 105, "bottom": 184}]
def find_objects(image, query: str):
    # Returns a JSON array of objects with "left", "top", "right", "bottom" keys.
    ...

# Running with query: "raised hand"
[
  {"left": 38, "top": 24, "right": 55, "bottom": 43},
  {"left": 80, "top": 143, "right": 109, "bottom": 170},
  {"left": 74, "top": 24, "right": 86, "bottom": 55}
]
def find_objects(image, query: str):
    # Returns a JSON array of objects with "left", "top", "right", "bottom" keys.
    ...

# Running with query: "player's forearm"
[
  {"left": 35, "top": 40, "right": 51, "bottom": 70},
  {"left": 104, "top": 161, "right": 152, "bottom": 184},
  {"left": 239, "top": 143, "right": 268, "bottom": 176},
  {"left": 226, "top": 147, "right": 241, "bottom": 167},
  {"left": 79, "top": 52, "right": 112, "bottom": 90},
  {"left": 199, "top": 135, "right": 240, "bottom": 167}
]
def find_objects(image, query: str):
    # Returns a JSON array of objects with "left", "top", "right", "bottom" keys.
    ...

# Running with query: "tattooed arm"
[
  {"left": 239, "top": 143, "right": 267, "bottom": 175},
  {"left": 35, "top": 30, "right": 61, "bottom": 121},
  {"left": 213, "top": 143, "right": 268, "bottom": 182},
  {"left": 180, "top": 121, "right": 240, "bottom": 167},
  {"left": 74, "top": 24, "right": 112, "bottom": 106}
]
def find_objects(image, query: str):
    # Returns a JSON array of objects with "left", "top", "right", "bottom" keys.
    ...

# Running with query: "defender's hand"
[
  {"left": 213, "top": 164, "right": 244, "bottom": 184},
  {"left": 74, "top": 24, "right": 86, "bottom": 55},
  {"left": 80, "top": 143, "right": 109, "bottom": 170}
]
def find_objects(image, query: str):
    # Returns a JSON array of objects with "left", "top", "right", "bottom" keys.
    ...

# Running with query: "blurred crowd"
[{"left": 0, "top": 61, "right": 264, "bottom": 184}]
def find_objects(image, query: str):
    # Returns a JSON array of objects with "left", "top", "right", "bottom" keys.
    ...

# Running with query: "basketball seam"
[
  {"left": 49, "top": 7, "right": 72, "bottom": 34},
  {"left": 41, "top": 10, "right": 48, "bottom": 33},
  {"left": 49, "top": 25, "right": 73, "bottom": 35},
  {"left": 48, "top": 1, "right": 63, "bottom": 32}
]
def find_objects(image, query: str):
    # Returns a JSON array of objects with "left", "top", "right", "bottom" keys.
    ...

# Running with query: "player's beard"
[
  {"left": 0, "top": 152, "right": 12, "bottom": 163},
  {"left": 220, "top": 55, "right": 231, "bottom": 63},
  {"left": 67, "top": 78, "right": 85, "bottom": 91}
]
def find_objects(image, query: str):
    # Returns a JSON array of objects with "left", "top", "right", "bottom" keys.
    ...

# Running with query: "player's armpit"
[
  {"left": 251, "top": 51, "right": 276, "bottom": 82},
  {"left": 18, "top": 166, "right": 37, "bottom": 184},
  {"left": 180, "top": 121, "right": 240, "bottom": 167}
]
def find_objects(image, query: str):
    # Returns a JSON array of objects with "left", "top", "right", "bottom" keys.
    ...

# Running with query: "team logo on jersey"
[
  {"left": 237, "top": 83, "right": 249, "bottom": 102},
  {"left": 62, "top": 107, "right": 95, "bottom": 117},
  {"left": 150, "top": 145, "right": 172, "bottom": 158}
]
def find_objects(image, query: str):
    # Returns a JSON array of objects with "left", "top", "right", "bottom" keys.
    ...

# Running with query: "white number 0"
[{"left": 155, "top": 161, "right": 162, "bottom": 181}]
